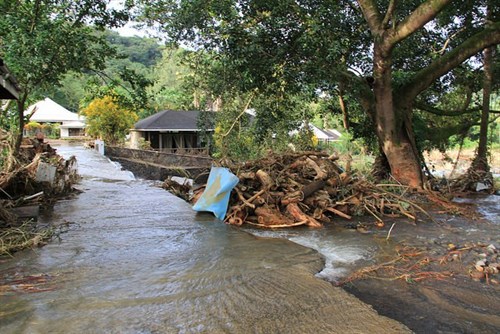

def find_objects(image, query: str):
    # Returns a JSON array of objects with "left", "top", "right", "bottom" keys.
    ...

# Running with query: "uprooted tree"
[{"left": 133, "top": 0, "right": 500, "bottom": 188}]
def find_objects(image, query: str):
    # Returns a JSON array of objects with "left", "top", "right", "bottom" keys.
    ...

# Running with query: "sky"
[
  {"left": 109, "top": 0, "right": 152, "bottom": 38},
  {"left": 114, "top": 22, "right": 150, "bottom": 37}
]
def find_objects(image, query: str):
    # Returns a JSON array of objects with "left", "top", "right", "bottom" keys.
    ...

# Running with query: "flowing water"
[{"left": 0, "top": 143, "right": 409, "bottom": 333}]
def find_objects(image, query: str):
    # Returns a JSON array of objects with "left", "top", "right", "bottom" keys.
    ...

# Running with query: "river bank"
[{"left": 247, "top": 194, "right": 500, "bottom": 333}]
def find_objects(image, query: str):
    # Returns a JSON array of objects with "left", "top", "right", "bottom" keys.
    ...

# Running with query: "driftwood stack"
[{"left": 165, "top": 151, "right": 426, "bottom": 229}]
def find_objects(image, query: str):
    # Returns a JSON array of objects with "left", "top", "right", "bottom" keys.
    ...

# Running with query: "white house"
[
  {"left": 25, "top": 97, "right": 86, "bottom": 138},
  {"left": 309, "top": 125, "right": 342, "bottom": 144},
  {"left": 290, "top": 123, "right": 342, "bottom": 145}
]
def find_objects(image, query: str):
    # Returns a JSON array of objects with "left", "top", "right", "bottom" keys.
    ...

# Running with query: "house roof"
[
  {"left": 25, "top": 97, "right": 85, "bottom": 123},
  {"left": 134, "top": 110, "right": 215, "bottom": 132},
  {"left": 0, "top": 58, "right": 21, "bottom": 100},
  {"left": 291, "top": 123, "right": 342, "bottom": 141},
  {"left": 312, "top": 126, "right": 341, "bottom": 141}
]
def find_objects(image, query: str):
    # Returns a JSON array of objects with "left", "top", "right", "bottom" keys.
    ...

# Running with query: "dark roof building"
[
  {"left": 0, "top": 58, "right": 21, "bottom": 100},
  {"left": 135, "top": 110, "right": 215, "bottom": 132},
  {"left": 130, "top": 110, "right": 216, "bottom": 154}
]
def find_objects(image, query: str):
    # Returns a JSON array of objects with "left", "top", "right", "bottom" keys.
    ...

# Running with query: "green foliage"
[
  {"left": 105, "top": 31, "right": 162, "bottom": 68},
  {"left": 212, "top": 93, "right": 261, "bottom": 160},
  {"left": 81, "top": 67, "right": 152, "bottom": 116},
  {"left": 292, "top": 126, "right": 319, "bottom": 151},
  {"left": 45, "top": 73, "right": 88, "bottom": 113},
  {"left": 0, "top": 1, "right": 127, "bottom": 93},
  {"left": 137, "top": 137, "right": 152, "bottom": 150},
  {"left": 147, "top": 48, "right": 193, "bottom": 114},
  {"left": 23, "top": 121, "right": 60, "bottom": 139},
  {"left": 0, "top": 0, "right": 130, "bottom": 153},
  {"left": 133, "top": 0, "right": 499, "bottom": 184}
]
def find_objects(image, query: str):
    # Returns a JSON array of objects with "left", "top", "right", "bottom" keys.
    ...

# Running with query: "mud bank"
[{"left": 338, "top": 198, "right": 500, "bottom": 334}]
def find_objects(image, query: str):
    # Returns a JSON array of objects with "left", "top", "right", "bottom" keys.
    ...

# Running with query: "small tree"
[{"left": 82, "top": 96, "right": 138, "bottom": 145}]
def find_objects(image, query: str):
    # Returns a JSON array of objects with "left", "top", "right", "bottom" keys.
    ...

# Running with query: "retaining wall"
[{"left": 105, "top": 146, "right": 212, "bottom": 181}]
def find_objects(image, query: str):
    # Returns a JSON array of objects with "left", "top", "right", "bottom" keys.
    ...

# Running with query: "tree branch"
[
  {"left": 398, "top": 22, "right": 500, "bottom": 101},
  {"left": 390, "top": 0, "right": 451, "bottom": 46},
  {"left": 91, "top": 70, "right": 136, "bottom": 97},
  {"left": 415, "top": 101, "right": 481, "bottom": 116},
  {"left": 357, "top": 0, "right": 383, "bottom": 34},
  {"left": 381, "top": 0, "right": 397, "bottom": 29},
  {"left": 434, "top": 27, "right": 466, "bottom": 55}
]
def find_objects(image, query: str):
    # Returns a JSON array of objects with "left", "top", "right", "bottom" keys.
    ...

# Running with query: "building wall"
[
  {"left": 129, "top": 130, "right": 142, "bottom": 149},
  {"left": 129, "top": 129, "right": 210, "bottom": 154},
  {"left": 60, "top": 127, "right": 69, "bottom": 138}
]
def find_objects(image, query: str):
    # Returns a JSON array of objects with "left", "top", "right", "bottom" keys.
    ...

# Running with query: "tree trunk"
[
  {"left": 372, "top": 45, "right": 423, "bottom": 188},
  {"left": 14, "top": 94, "right": 27, "bottom": 157},
  {"left": 473, "top": 46, "right": 493, "bottom": 171}
]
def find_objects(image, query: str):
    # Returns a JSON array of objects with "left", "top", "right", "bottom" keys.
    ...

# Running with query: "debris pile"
[
  {"left": 1, "top": 137, "right": 80, "bottom": 254},
  {"left": 0, "top": 138, "right": 79, "bottom": 201},
  {"left": 336, "top": 245, "right": 454, "bottom": 285},
  {"left": 0, "top": 221, "right": 54, "bottom": 256},
  {"left": 162, "top": 177, "right": 191, "bottom": 202},
  {"left": 336, "top": 242, "right": 500, "bottom": 286},
  {"left": 167, "top": 151, "right": 430, "bottom": 228}
]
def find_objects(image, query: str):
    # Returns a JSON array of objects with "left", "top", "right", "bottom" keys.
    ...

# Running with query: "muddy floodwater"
[{"left": 0, "top": 143, "right": 409, "bottom": 333}]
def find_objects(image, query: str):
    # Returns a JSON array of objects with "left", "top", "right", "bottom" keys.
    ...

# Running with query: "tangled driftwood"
[
  {"left": 166, "top": 151, "right": 431, "bottom": 228},
  {"left": 1, "top": 138, "right": 80, "bottom": 254}
]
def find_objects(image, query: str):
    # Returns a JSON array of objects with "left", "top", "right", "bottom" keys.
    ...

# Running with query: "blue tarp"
[{"left": 192, "top": 167, "right": 239, "bottom": 220}]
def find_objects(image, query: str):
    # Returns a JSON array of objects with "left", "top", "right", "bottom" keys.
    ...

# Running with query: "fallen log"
[
  {"left": 255, "top": 205, "right": 295, "bottom": 226},
  {"left": 286, "top": 202, "right": 322, "bottom": 228}
]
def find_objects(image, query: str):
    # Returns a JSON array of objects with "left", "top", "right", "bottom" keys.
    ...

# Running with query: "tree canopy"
[
  {"left": 0, "top": 0, "right": 129, "bottom": 153},
  {"left": 133, "top": 0, "right": 499, "bottom": 187}
]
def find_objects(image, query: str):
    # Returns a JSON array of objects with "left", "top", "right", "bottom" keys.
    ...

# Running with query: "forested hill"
[
  {"left": 106, "top": 32, "right": 162, "bottom": 68},
  {"left": 46, "top": 30, "right": 165, "bottom": 113}
]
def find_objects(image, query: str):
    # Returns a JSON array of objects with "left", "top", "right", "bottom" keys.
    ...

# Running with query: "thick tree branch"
[
  {"left": 415, "top": 101, "right": 482, "bottom": 116},
  {"left": 398, "top": 22, "right": 500, "bottom": 101},
  {"left": 390, "top": 0, "right": 451, "bottom": 46},
  {"left": 357, "top": 0, "right": 383, "bottom": 34}
]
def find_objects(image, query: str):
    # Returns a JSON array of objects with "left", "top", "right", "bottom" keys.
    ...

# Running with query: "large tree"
[
  {"left": 134, "top": 0, "right": 500, "bottom": 187},
  {"left": 0, "top": 0, "right": 128, "bottom": 156}
]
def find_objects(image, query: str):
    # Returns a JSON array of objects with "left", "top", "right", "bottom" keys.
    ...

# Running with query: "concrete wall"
[
  {"left": 104, "top": 146, "right": 212, "bottom": 181},
  {"left": 105, "top": 146, "right": 212, "bottom": 168},
  {"left": 60, "top": 127, "right": 69, "bottom": 138}
]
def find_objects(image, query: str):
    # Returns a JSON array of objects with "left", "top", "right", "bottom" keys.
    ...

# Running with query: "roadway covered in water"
[{"left": 0, "top": 143, "right": 409, "bottom": 333}]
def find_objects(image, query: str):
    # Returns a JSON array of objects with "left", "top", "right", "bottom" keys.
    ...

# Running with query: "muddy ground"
[{"left": 338, "top": 196, "right": 500, "bottom": 334}]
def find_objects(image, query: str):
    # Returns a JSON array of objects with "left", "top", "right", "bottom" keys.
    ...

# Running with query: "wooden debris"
[
  {"left": 164, "top": 151, "right": 430, "bottom": 229},
  {"left": 0, "top": 220, "right": 54, "bottom": 256},
  {"left": 162, "top": 177, "right": 191, "bottom": 202}
]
